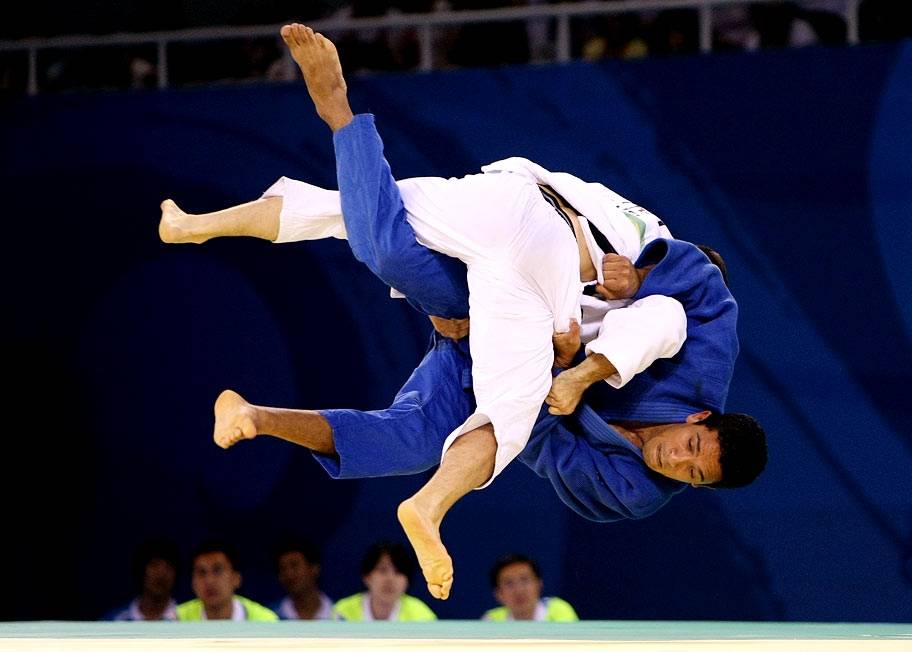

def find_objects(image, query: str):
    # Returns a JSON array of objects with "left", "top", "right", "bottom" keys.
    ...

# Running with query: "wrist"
[{"left": 576, "top": 352, "right": 618, "bottom": 384}]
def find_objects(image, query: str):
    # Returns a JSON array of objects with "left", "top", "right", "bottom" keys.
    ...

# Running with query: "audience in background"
[
  {"left": 271, "top": 536, "right": 334, "bottom": 620},
  {"left": 108, "top": 537, "right": 180, "bottom": 621},
  {"left": 4, "top": 0, "right": 909, "bottom": 94},
  {"left": 177, "top": 541, "right": 278, "bottom": 621},
  {"left": 482, "top": 554, "right": 578, "bottom": 622},
  {"left": 333, "top": 541, "right": 436, "bottom": 621}
]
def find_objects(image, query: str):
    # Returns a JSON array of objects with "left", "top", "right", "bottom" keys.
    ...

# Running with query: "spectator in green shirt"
[
  {"left": 333, "top": 541, "right": 436, "bottom": 621},
  {"left": 177, "top": 541, "right": 277, "bottom": 621},
  {"left": 482, "top": 554, "right": 578, "bottom": 622}
]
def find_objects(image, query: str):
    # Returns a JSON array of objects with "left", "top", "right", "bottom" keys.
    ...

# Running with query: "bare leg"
[
  {"left": 397, "top": 424, "right": 496, "bottom": 600},
  {"left": 159, "top": 197, "right": 281, "bottom": 244},
  {"left": 213, "top": 389, "right": 336, "bottom": 454},
  {"left": 280, "top": 23, "right": 354, "bottom": 132}
]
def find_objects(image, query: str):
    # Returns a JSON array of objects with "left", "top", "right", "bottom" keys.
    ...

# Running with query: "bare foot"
[
  {"left": 159, "top": 199, "right": 209, "bottom": 244},
  {"left": 397, "top": 498, "right": 454, "bottom": 600},
  {"left": 213, "top": 390, "right": 259, "bottom": 449},
  {"left": 280, "top": 23, "right": 353, "bottom": 131}
]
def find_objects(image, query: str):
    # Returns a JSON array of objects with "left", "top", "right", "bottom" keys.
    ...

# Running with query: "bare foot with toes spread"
[
  {"left": 213, "top": 390, "right": 259, "bottom": 449},
  {"left": 280, "top": 23, "right": 353, "bottom": 131},
  {"left": 397, "top": 498, "right": 454, "bottom": 600}
]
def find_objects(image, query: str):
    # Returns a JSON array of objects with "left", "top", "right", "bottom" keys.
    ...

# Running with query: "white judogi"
[{"left": 263, "top": 164, "right": 684, "bottom": 483}]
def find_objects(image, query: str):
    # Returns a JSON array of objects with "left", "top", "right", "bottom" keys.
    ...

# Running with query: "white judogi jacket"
[{"left": 481, "top": 157, "right": 672, "bottom": 263}]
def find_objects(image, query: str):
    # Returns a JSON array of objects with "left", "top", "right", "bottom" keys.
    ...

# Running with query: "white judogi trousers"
[{"left": 264, "top": 172, "right": 582, "bottom": 484}]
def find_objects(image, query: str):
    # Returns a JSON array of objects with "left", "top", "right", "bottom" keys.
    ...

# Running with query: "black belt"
[
  {"left": 539, "top": 188, "right": 575, "bottom": 235},
  {"left": 539, "top": 187, "right": 617, "bottom": 255}
]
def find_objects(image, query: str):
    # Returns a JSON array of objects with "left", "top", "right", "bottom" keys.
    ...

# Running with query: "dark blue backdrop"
[{"left": 2, "top": 41, "right": 910, "bottom": 622}]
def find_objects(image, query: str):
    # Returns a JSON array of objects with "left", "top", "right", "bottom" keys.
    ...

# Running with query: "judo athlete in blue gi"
[{"left": 160, "top": 24, "right": 767, "bottom": 600}]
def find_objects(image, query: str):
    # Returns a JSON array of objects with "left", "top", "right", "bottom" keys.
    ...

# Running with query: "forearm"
[{"left": 562, "top": 352, "right": 618, "bottom": 387}]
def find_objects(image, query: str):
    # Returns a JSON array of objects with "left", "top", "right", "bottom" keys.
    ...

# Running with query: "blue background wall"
[{"left": 1, "top": 41, "right": 910, "bottom": 622}]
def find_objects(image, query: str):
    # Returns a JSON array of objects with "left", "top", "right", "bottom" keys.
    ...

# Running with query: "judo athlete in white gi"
[{"left": 160, "top": 24, "right": 767, "bottom": 599}]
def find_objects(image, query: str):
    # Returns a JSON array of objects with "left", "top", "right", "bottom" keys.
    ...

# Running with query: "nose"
[{"left": 665, "top": 446, "right": 684, "bottom": 465}]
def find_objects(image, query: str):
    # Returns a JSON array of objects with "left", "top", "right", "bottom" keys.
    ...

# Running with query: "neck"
[
  {"left": 512, "top": 604, "right": 537, "bottom": 620},
  {"left": 291, "top": 588, "right": 322, "bottom": 619},
  {"left": 368, "top": 594, "right": 397, "bottom": 620},
  {"left": 205, "top": 598, "right": 234, "bottom": 620},
  {"left": 137, "top": 594, "right": 170, "bottom": 619},
  {"left": 611, "top": 422, "right": 647, "bottom": 449}
]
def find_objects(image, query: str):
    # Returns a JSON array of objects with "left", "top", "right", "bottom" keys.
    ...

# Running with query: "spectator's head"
[
  {"left": 641, "top": 410, "right": 767, "bottom": 487},
  {"left": 133, "top": 537, "right": 179, "bottom": 600},
  {"left": 490, "top": 554, "right": 543, "bottom": 620},
  {"left": 275, "top": 536, "right": 322, "bottom": 598},
  {"left": 360, "top": 541, "right": 416, "bottom": 607},
  {"left": 190, "top": 541, "right": 242, "bottom": 617}
]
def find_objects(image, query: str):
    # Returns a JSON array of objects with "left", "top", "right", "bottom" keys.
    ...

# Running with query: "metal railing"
[{"left": 0, "top": 0, "right": 861, "bottom": 95}]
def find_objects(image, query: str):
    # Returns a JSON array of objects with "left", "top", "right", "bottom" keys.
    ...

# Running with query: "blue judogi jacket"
[
  {"left": 315, "top": 115, "right": 737, "bottom": 522},
  {"left": 520, "top": 238, "right": 738, "bottom": 521}
]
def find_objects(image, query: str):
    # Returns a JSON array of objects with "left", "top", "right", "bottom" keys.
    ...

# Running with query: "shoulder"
[
  {"left": 482, "top": 606, "right": 508, "bottom": 621},
  {"left": 332, "top": 593, "right": 365, "bottom": 621},
  {"left": 544, "top": 597, "right": 579, "bottom": 621},
  {"left": 237, "top": 595, "right": 279, "bottom": 621},
  {"left": 399, "top": 595, "right": 437, "bottom": 621},
  {"left": 176, "top": 599, "right": 203, "bottom": 621}
]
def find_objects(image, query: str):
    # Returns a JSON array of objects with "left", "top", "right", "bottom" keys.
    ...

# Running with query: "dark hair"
[
  {"left": 489, "top": 554, "right": 541, "bottom": 588},
  {"left": 361, "top": 541, "right": 417, "bottom": 579},
  {"left": 274, "top": 535, "right": 321, "bottom": 566},
  {"left": 698, "top": 412, "right": 768, "bottom": 488},
  {"left": 696, "top": 244, "right": 730, "bottom": 287},
  {"left": 132, "top": 537, "right": 180, "bottom": 589},
  {"left": 191, "top": 540, "right": 240, "bottom": 571}
]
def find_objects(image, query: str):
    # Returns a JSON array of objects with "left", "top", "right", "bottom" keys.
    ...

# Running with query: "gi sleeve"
[{"left": 584, "top": 295, "right": 687, "bottom": 388}]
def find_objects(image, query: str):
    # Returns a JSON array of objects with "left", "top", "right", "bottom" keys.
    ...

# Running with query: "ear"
[
  {"left": 233, "top": 571, "right": 242, "bottom": 591},
  {"left": 686, "top": 410, "right": 712, "bottom": 423}
]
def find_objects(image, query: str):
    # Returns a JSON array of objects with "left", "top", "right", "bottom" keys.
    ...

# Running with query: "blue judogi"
[{"left": 315, "top": 115, "right": 737, "bottom": 521}]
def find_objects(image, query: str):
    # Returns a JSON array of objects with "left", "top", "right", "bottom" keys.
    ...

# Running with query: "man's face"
[
  {"left": 641, "top": 412, "right": 722, "bottom": 485},
  {"left": 191, "top": 552, "right": 241, "bottom": 613},
  {"left": 494, "top": 562, "right": 543, "bottom": 618},
  {"left": 277, "top": 551, "right": 319, "bottom": 595},
  {"left": 143, "top": 558, "right": 176, "bottom": 599},
  {"left": 362, "top": 553, "right": 408, "bottom": 604}
]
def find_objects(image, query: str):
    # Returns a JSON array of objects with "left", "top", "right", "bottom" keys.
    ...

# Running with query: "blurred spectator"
[
  {"left": 129, "top": 55, "right": 157, "bottom": 89},
  {"left": 714, "top": 6, "right": 762, "bottom": 51},
  {"left": 177, "top": 541, "right": 278, "bottom": 621},
  {"left": 482, "top": 553, "right": 577, "bottom": 622},
  {"left": 648, "top": 9, "right": 699, "bottom": 55},
  {"left": 446, "top": 0, "right": 530, "bottom": 68},
  {"left": 107, "top": 538, "right": 180, "bottom": 621},
  {"left": 271, "top": 537, "right": 334, "bottom": 620},
  {"left": 790, "top": 1, "right": 848, "bottom": 47},
  {"left": 333, "top": 541, "right": 436, "bottom": 621}
]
